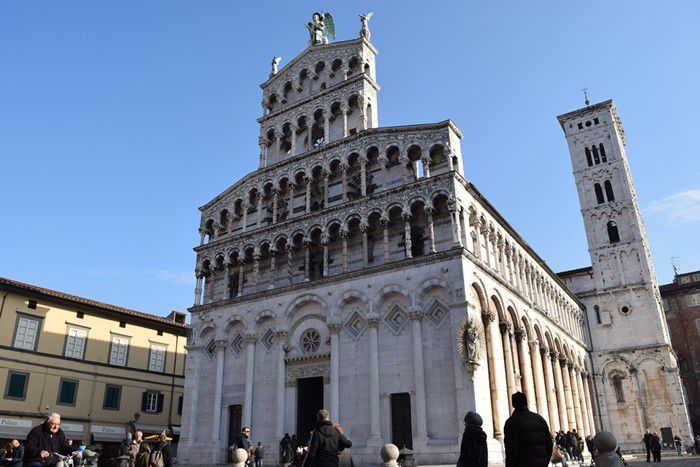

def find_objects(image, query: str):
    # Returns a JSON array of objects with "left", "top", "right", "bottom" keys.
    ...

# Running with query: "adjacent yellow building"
[{"left": 0, "top": 276, "right": 188, "bottom": 458}]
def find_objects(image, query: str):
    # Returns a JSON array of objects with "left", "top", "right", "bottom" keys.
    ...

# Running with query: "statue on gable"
[
  {"left": 270, "top": 56, "right": 281, "bottom": 78},
  {"left": 359, "top": 12, "right": 373, "bottom": 40},
  {"left": 306, "top": 12, "right": 335, "bottom": 46}
]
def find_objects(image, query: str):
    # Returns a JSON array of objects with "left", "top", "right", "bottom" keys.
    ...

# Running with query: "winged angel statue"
[{"left": 306, "top": 12, "right": 335, "bottom": 46}]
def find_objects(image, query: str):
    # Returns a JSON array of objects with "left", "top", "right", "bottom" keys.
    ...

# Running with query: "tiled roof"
[
  {"left": 556, "top": 266, "right": 593, "bottom": 277},
  {"left": 0, "top": 276, "right": 189, "bottom": 329}
]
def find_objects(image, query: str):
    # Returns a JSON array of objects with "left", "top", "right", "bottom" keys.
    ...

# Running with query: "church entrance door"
[
  {"left": 296, "top": 376, "right": 324, "bottom": 443},
  {"left": 390, "top": 392, "right": 413, "bottom": 449}
]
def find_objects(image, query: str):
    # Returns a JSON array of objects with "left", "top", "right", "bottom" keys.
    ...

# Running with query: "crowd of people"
[{"left": 118, "top": 430, "right": 173, "bottom": 467}]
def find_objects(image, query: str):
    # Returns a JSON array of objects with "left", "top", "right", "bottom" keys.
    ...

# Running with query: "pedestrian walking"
[
  {"left": 301, "top": 409, "right": 352, "bottom": 467},
  {"left": 456, "top": 411, "right": 487, "bottom": 467},
  {"left": 584, "top": 435, "right": 596, "bottom": 459},
  {"left": 232, "top": 426, "right": 254, "bottom": 464},
  {"left": 503, "top": 392, "right": 553, "bottom": 467},
  {"left": 673, "top": 435, "right": 683, "bottom": 456},
  {"left": 642, "top": 430, "right": 652, "bottom": 462},
  {"left": 254, "top": 442, "right": 265, "bottom": 467},
  {"left": 650, "top": 432, "right": 661, "bottom": 463},
  {"left": 280, "top": 434, "right": 293, "bottom": 467}
]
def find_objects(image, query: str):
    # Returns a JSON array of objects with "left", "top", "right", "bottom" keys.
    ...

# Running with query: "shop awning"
[
  {"left": 0, "top": 417, "right": 33, "bottom": 440},
  {"left": 135, "top": 424, "right": 169, "bottom": 435},
  {"left": 90, "top": 424, "right": 125, "bottom": 442},
  {"left": 61, "top": 423, "right": 85, "bottom": 440}
]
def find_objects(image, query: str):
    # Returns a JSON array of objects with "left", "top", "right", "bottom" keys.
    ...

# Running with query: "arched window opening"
[
  {"left": 585, "top": 147, "right": 593, "bottom": 167},
  {"left": 599, "top": 143, "right": 607, "bottom": 162},
  {"left": 594, "top": 183, "right": 605, "bottom": 204},
  {"left": 612, "top": 374, "right": 625, "bottom": 403},
  {"left": 604, "top": 180, "right": 615, "bottom": 202},
  {"left": 594, "top": 305, "right": 601, "bottom": 324},
  {"left": 607, "top": 221, "right": 620, "bottom": 244},
  {"left": 592, "top": 145, "right": 601, "bottom": 165}
]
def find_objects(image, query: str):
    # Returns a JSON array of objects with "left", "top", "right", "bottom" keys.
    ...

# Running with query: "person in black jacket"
[
  {"left": 457, "top": 411, "right": 487, "bottom": 467},
  {"left": 650, "top": 433, "right": 661, "bottom": 462},
  {"left": 503, "top": 392, "right": 553, "bottom": 467},
  {"left": 642, "top": 430, "right": 653, "bottom": 462},
  {"left": 301, "top": 410, "right": 351, "bottom": 467},
  {"left": 150, "top": 433, "right": 172, "bottom": 467},
  {"left": 24, "top": 413, "right": 78, "bottom": 466}
]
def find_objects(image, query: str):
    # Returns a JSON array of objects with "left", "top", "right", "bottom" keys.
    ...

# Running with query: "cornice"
[{"left": 199, "top": 120, "right": 461, "bottom": 211}]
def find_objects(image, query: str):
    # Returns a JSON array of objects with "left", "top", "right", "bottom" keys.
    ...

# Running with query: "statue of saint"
[
  {"left": 359, "top": 12, "right": 373, "bottom": 40},
  {"left": 270, "top": 57, "right": 281, "bottom": 78},
  {"left": 306, "top": 12, "right": 335, "bottom": 46}
]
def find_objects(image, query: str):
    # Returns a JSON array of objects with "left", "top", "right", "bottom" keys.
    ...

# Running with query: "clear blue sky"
[{"left": 1, "top": 1, "right": 699, "bottom": 316}]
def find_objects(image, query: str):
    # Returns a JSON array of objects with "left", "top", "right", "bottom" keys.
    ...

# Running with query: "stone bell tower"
[{"left": 558, "top": 100, "right": 692, "bottom": 448}]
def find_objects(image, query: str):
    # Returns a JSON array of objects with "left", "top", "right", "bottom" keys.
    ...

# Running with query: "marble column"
[
  {"left": 242, "top": 334, "right": 257, "bottom": 427},
  {"left": 360, "top": 157, "right": 367, "bottom": 196},
  {"left": 500, "top": 322, "right": 516, "bottom": 413},
  {"left": 272, "top": 189, "right": 279, "bottom": 223},
  {"left": 449, "top": 205, "right": 463, "bottom": 247},
  {"left": 253, "top": 252, "right": 261, "bottom": 290},
  {"left": 329, "top": 321, "right": 341, "bottom": 422},
  {"left": 382, "top": 218, "right": 390, "bottom": 263},
  {"left": 303, "top": 239, "right": 311, "bottom": 281},
  {"left": 287, "top": 183, "right": 295, "bottom": 219},
  {"left": 194, "top": 275, "right": 203, "bottom": 306},
  {"left": 542, "top": 346, "right": 560, "bottom": 433},
  {"left": 341, "top": 165, "right": 348, "bottom": 202},
  {"left": 569, "top": 363, "right": 584, "bottom": 434},
  {"left": 185, "top": 346, "right": 200, "bottom": 446},
  {"left": 516, "top": 329, "right": 535, "bottom": 404},
  {"left": 575, "top": 368, "right": 590, "bottom": 436},
  {"left": 199, "top": 229, "right": 205, "bottom": 246},
  {"left": 484, "top": 312, "right": 505, "bottom": 439},
  {"left": 409, "top": 309, "right": 428, "bottom": 446},
  {"left": 275, "top": 331, "right": 288, "bottom": 438},
  {"left": 341, "top": 230, "right": 348, "bottom": 273},
  {"left": 341, "top": 106, "right": 348, "bottom": 138},
  {"left": 269, "top": 249, "right": 277, "bottom": 290},
  {"left": 237, "top": 262, "right": 245, "bottom": 296},
  {"left": 323, "top": 114, "right": 330, "bottom": 143},
  {"left": 322, "top": 235, "right": 330, "bottom": 277},
  {"left": 286, "top": 245, "right": 294, "bottom": 285},
  {"left": 583, "top": 372, "right": 597, "bottom": 433},
  {"left": 223, "top": 259, "right": 231, "bottom": 299},
  {"left": 560, "top": 358, "right": 576, "bottom": 430},
  {"left": 510, "top": 331, "right": 522, "bottom": 391},
  {"left": 211, "top": 340, "right": 226, "bottom": 462},
  {"left": 530, "top": 339, "right": 549, "bottom": 425},
  {"left": 403, "top": 214, "right": 412, "bottom": 259},
  {"left": 305, "top": 178, "right": 312, "bottom": 213},
  {"left": 361, "top": 222, "right": 369, "bottom": 268},
  {"left": 426, "top": 208, "right": 436, "bottom": 253},
  {"left": 366, "top": 315, "right": 382, "bottom": 446},
  {"left": 399, "top": 156, "right": 409, "bottom": 184},
  {"left": 422, "top": 157, "right": 431, "bottom": 177},
  {"left": 242, "top": 202, "right": 248, "bottom": 232},
  {"left": 290, "top": 126, "right": 297, "bottom": 156},
  {"left": 551, "top": 351, "right": 569, "bottom": 430},
  {"left": 323, "top": 172, "right": 329, "bottom": 208},
  {"left": 256, "top": 194, "right": 263, "bottom": 228}
]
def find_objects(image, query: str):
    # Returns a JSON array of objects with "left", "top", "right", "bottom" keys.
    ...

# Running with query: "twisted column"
[
  {"left": 286, "top": 244, "right": 294, "bottom": 285},
  {"left": 341, "top": 164, "right": 348, "bottom": 201},
  {"left": 272, "top": 188, "right": 279, "bottom": 223},
  {"left": 361, "top": 221, "right": 369, "bottom": 268},
  {"left": 381, "top": 217, "right": 390, "bottom": 263},
  {"left": 426, "top": 207, "right": 436, "bottom": 253},
  {"left": 403, "top": 213, "right": 412, "bottom": 259},
  {"left": 303, "top": 238, "right": 311, "bottom": 281},
  {"left": 341, "top": 229, "right": 348, "bottom": 273},
  {"left": 322, "top": 234, "right": 330, "bottom": 277}
]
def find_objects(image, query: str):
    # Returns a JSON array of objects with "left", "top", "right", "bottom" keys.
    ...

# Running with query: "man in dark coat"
[
  {"left": 503, "top": 392, "right": 553, "bottom": 467},
  {"left": 301, "top": 409, "right": 351, "bottom": 467},
  {"left": 4, "top": 439, "right": 24, "bottom": 467},
  {"left": 457, "top": 411, "right": 487, "bottom": 467},
  {"left": 650, "top": 433, "right": 661, "bottom": 462},
  {"left": 642, "top": 430, "right": 653, "bottom": 462},
  {"left": 24, "top": 413, "right": 77, "bottom": 466}
]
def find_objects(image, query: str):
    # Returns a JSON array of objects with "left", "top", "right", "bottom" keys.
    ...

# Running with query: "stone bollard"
[
  {"left": 593, "top": 431, "right": 624, "bottom": 467},
  {"left": 380, "top": 443, "right": 400, "bottom": 467},
  {"left": 232, "top": 448, "right": 248, "bottom": 467}
]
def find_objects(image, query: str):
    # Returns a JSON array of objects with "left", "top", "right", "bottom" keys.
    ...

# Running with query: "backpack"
[{"left": 150, "top": 446, "right": 165, "bottom": 467}]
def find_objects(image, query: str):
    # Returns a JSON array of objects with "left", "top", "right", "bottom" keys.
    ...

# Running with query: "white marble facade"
[{"left": 178, "top": 19, "right": 689, "bottom": 466}]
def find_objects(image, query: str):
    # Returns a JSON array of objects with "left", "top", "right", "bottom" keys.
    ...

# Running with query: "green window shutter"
[{"left": 8, "top": 373, "right": 27, "bottom": 398}]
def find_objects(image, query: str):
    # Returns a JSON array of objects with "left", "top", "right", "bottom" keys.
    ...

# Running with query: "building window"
[
  {"left": 142, "top": 391, "right": 164, "bottom": 413},
  {"left": 178, "top": 395, "right": 183, "bottom": 415},
  {"left": 687, "top": 293, "right": 700, "bottom": 307},
  {"left": 607, "top": 221, "right": 620, "bottom": 243},
  {"left": 148, "top": 344, "right": 167, "bottom": 373},
  {"left": 599, "top": 143, "right": 607, "bottom": 162},
  {"left": 620, "top": 306, "right": 631, "bottom": 315},
  {"left": 4, "top": 371, "right": 29, "bottom": 400},
  {"left": 13, "top": 315, "right": 41, "bottom": 350},
  {"left": 679, "top": 357, "right": 688, "bottom": 372},
  {"left": 594, "top": 184, "right": 605, "bottom": 204},
  {"left": 592, "top": 145, "right": 601, "bottom": 165},
  {"left": 109, "top": 336, "right": 129, "bottom": 367},
  {"left": 612, "top": 374, "right": 625, "bottom": 403},
  {"left": 585, "top": 147, "right": 593, "bottom": 166},
  {"left": 594, "top": 305, "right": 602, "bottom": 324},
  {"left": 57, "top": 379, "right": 78, "bottom": 406},
  {"left": 604, "top": 180, "right": 615, "bottom": 202},
  {"left": 64, "top": 326, "right": 88, "bottom": 360},
  {"left": 300, "top": 329, "right": 321, "bottom": 353},
  {"left": 103, "top": 384, "right": 121, "bottom": 410}
]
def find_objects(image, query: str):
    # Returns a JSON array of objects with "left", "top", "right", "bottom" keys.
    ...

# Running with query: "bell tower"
[{"left": 558, "top": 100, "right": 692, "bottom": 446}]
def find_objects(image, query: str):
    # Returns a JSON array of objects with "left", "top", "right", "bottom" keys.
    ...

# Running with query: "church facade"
[{"left": 178, "top": 16, "right": 691, "bottom": 465}]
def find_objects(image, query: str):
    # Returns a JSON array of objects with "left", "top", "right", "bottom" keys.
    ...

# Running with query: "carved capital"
[
  {"left": 513, "top": 328, "right": 524, "bottom": 343},
  {"left": 366, "top": 313, "right": 380, "bottom": 328},
  {"left": 243, "top": 333, "right": 257, "bottom": 344},
  {"left": 499, "top": 321, "right": 512, "bottom": 335},
  {"left": 481, "top": 311, "right": 496, "bottom": 325},
  {"left": 408, "top": 308, "right": 424, "bottom": 321},
  {"left": 327, "top": 321, "right": 342, "bottom": 334},
  {"left": 549, "top": 350, "right": 559, "bottom": 362}
]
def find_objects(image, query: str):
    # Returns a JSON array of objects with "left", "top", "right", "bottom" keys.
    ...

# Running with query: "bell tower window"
[
  {"left": 594, "top": 183, "right": 605, "bottom": 204},
  {"left": 607, "top": 221, "right": 620, "bottom": 244},
  {"left": 604, "top": 180, "right": 615, "bottom": 202}
]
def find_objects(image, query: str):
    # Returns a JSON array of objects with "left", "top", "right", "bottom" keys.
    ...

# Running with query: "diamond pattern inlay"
[
  {"left": 426, "top": 301, "right": 448, "bottom": 325},
  {"left": 344, "top": 311, "right": 367, "bottom": 338},
  {"left": 231, "top": 333, "right": 244, "bottom": 354},
  {"left": 261, "top": 329, "right": 276, "bottom": 350},
  {"left": 385, "top": 305, "right": 408, "bottom": 334}
]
